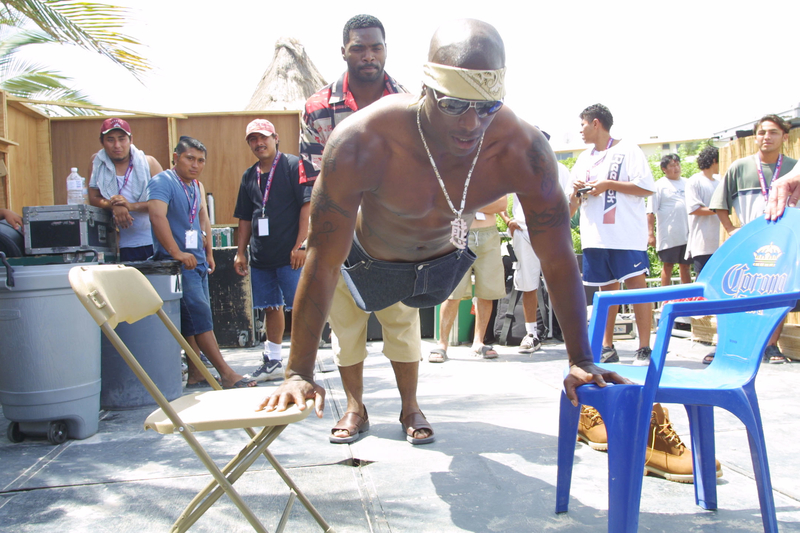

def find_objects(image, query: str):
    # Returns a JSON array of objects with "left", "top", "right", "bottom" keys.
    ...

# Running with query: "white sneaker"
[
  {"left": 632, "top": 347, "right": 652, "bottom": 366},
  {"left": 519, "top": 334, "right": 541, "bottom": 354},
  {"left": 247, "top": 360, "right": 284, "bottom": 382}
]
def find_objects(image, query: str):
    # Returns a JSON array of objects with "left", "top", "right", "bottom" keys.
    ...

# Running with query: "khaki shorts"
[
  {"left": 329, "top": 274, "right": 421, "bottom": 367},
  {"left": 449, "top": 226, "right": 506, "bottom": 301}
]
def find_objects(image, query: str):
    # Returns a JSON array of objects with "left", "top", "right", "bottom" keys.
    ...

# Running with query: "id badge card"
[
  {"left": 185, "top": 229, "right": 199, "bottom": 249},
  {"left": 256, "top": 216, "right": 269, "bottom": 237}
]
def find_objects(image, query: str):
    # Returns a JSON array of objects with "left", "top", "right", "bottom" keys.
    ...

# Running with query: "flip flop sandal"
[
  {"left": 400, "top": 410, "right": 435, "bottom": 445},
  {"left": 330, "top": 407, "right": 369, "bottom": 444},
  {"left": 702, "top": 353, "right": 715, "bottom": 365},
  {"left": 185, "top": 378, "right": 219, "bottom": 389},
  {"left": 428, "top": 348, "right": 448, "bottom": 363},
  {"left": 473, "top": 345, "right": 498, "bottom": 359},
  {"left": 224, "top": 376, "right": 258, "bottom": 389}
]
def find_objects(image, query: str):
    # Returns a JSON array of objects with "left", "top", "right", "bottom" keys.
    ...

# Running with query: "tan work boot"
[
  {"left": 645, "top": 404, "right": 723, "bottom": 483},
  {"left": 577, "top": 405, "right": 608, "bottom": 451}
]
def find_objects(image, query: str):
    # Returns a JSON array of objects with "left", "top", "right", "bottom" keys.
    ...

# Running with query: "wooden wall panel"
[
  {"left": 0, "top": 92, "right": 7, "bottom": 138},
  {"left": 177, "top": 112, "right": 301, "bottom": 225},
  {"left": 0, "top": 93, "right": 9, "bottom": 209},
  {"left": 50, "top": 116, "right": 171, "bottom": 204},
  {"left": 28, "top": 110, "right": 300, "bottom": 222},
  {"left": 7, "top": 103, "right": 52, "bottom": 210}
]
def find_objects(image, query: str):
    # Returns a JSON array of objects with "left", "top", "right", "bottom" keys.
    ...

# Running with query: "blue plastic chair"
[{"left": 556, "top": 208, "right": 800, "bottom": 532}]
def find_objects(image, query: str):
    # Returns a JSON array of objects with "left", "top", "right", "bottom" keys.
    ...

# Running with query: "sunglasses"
[{"left": 432, "top": 91, "right": 504, "bottom": 118}]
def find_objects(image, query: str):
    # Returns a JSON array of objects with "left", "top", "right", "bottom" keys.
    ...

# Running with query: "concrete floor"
[{"left": 2, "top": 333, "right": 800, "bottom": 532}]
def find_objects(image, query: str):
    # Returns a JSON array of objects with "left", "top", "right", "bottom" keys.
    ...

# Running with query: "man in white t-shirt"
[
  {"left": 500, "top": 162, "right": 572, "bottom": 353},
  {"left": 567, "top": 105, "right": 718, "bottom": 483},
  {"left": 647, "top": 154, "right": 691, "bottom": 287},
  {"left": 685, "top": 145, "right": 720, "bottom": 275},
  {"left": 685, "top": 145, "right": 720, "bottom": 365},
  {"left": 568, "top": 104, "right": 655, "bottom": 366}
]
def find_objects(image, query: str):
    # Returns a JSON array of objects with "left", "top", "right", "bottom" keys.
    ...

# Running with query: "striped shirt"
[{"left": 299, "top": 71, "right": 406, "bottom": 182}]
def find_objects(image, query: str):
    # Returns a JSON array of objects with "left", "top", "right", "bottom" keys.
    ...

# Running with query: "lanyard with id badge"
[
  {"left": 172, "top": 169, "right": 200, "bottom": 249},
  {"left": 254, "top": 152, "right": 281, "bottom": 237}
]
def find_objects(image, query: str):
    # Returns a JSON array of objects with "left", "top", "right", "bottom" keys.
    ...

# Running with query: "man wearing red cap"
[
  {"left": 234, "top": 119, "right": 314, "bottom": 382},
  {"left": 87, "top": 118, "right": 163, "bottom": 261}
]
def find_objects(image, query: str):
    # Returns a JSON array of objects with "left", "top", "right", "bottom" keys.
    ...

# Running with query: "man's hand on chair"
[
  {"left": 564, "top": 362, "right": 632, "bottom": 407},
  {"left": 259, "top": 375, "right": 326, "bottom": 418}
]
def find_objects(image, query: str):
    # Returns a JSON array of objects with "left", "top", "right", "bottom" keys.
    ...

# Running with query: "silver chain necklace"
[{"left": 416, "top": 96, "right": 484, "bottom": 249}]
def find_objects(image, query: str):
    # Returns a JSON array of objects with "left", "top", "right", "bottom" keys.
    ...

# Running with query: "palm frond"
[
  {"left": 0, "top": 27, "right": 56, "bottom": 58},
  {"left": 2, "top": 69, "right": 71, "bottom": 93},
  {"left": 0, "top": 56, "right": 68, "bottom": 81},
  {"left": 0, "top": 0, "right": 150, "bottom": 78},
  {"left": 1, "top": 67, "right": 99, "bottom": 115}
]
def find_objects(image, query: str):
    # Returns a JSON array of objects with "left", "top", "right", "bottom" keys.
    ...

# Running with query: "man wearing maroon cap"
[
  {"left": 88, "top": 117, "right": 163, "bottom": 261},
  {"left": 234, "top": 119, "right": 314, "bottom": 382}
]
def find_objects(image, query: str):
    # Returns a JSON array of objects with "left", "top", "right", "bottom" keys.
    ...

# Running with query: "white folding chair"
[{"left": 69, "top": 264, "right": 334, "bottom": 533}]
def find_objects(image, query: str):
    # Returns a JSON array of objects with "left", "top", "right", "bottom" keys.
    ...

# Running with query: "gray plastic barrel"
[
  {"left": 0, "top": 263, "right": 100, "bottom": 442},
  {"left": 99, "top": 260, "right": 183, "bottom": 410}
]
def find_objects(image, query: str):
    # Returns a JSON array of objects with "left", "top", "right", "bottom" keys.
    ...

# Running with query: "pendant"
[{"left": 450, "top": 217, "right": 468, "bottom": 249}]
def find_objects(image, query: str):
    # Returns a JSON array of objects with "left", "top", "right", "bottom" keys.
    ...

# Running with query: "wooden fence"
[{"left": 719, "top": 127, "right": 800, "bottom": 175}]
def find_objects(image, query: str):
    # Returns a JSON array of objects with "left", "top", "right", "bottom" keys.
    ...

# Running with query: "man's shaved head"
[{"left": 428, "top": 19, "right": 505, "bottom": 70}]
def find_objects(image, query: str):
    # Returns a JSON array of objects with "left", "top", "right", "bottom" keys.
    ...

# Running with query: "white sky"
[{"left": 34, "top": 0, "right": 800, "bottom": 149}]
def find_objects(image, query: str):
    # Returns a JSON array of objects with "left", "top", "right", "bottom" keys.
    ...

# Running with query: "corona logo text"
[{"left": 721, "top": 264, "right": 788, "bottom": 297}]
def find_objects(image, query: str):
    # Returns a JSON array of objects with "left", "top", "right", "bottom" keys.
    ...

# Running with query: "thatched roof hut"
[{"left": 246, "top": 37, "right": 327, "bottom": 111}]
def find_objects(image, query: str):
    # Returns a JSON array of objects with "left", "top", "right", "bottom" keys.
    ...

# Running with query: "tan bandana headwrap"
[{"left": 422, "top": 62, "right": 506, "bottom": 101}]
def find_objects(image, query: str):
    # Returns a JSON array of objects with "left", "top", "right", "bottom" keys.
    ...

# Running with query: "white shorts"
[{"left": 512, "top": 230, "right": 541, "bottom": 292}]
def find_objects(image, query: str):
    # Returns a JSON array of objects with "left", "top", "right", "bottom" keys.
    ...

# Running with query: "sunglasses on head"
[{"left": 432, "top": 90, "right": 504, "bottom": 118}]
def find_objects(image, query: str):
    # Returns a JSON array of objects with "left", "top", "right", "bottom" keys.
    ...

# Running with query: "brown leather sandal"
[
  {"left": 399, "top": 410, "right": 435, "bottom": 445},
  {"left": 329, "top": 407, "right": 369, "bottom": 444}
]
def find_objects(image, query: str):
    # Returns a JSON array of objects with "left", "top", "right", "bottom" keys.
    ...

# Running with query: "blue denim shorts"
[
  {"left": 582, "top": 248, "right": 650, "bottom": 286},
  {"left": 180, "top": 264, "right": 214, "bottom": 337},
  {"left": 341, "top": 235, "right": 477, "bottom": 312},
  {"left": 250, "top": 264, "right": 302, "bottom": 310}
]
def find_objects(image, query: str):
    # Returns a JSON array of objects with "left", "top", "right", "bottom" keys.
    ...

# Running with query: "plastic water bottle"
[{"left": 66, "top": 168, "right": 84, "bottom": 205}]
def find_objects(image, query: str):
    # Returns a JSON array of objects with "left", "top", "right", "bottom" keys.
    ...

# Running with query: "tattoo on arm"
[
  {"left": 526, "top": 140, "right": 557, "bottom": 196},
  {"left": 311, "top": 183, "right": 350, "bottom": 218},
  {"left": 524, "top": 206, "right": 568, "bottom": 237},
  {"left": 322, "top": 138, "right": 339, "bottom": 176},
  {"left": 308, "top": 181, "right": 351, "bottom": 247}
]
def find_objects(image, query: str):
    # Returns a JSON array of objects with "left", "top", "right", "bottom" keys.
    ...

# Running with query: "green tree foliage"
[
  {"left": 0, "top": 0, "right": 150, "bottom": 114},
  {"left": 559, "top": 156, "right": 577, "bottom": 170}
]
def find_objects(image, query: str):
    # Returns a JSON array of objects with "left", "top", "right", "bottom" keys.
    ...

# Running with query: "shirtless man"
[{"left": 262, "top": 19, "right": 624, "bottom": 441}]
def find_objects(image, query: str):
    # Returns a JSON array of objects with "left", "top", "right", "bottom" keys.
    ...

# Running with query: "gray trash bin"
[
  {"left": 0, "top": 262, "right": 101, "bottom": 444},
  {"left": 99, "top": 260, "right": 183, "bottom": 410}
]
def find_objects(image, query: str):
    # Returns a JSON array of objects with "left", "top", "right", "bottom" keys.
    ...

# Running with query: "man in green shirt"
[{"left": 710, "top": 114, "right": 797, "bottom": 363}]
